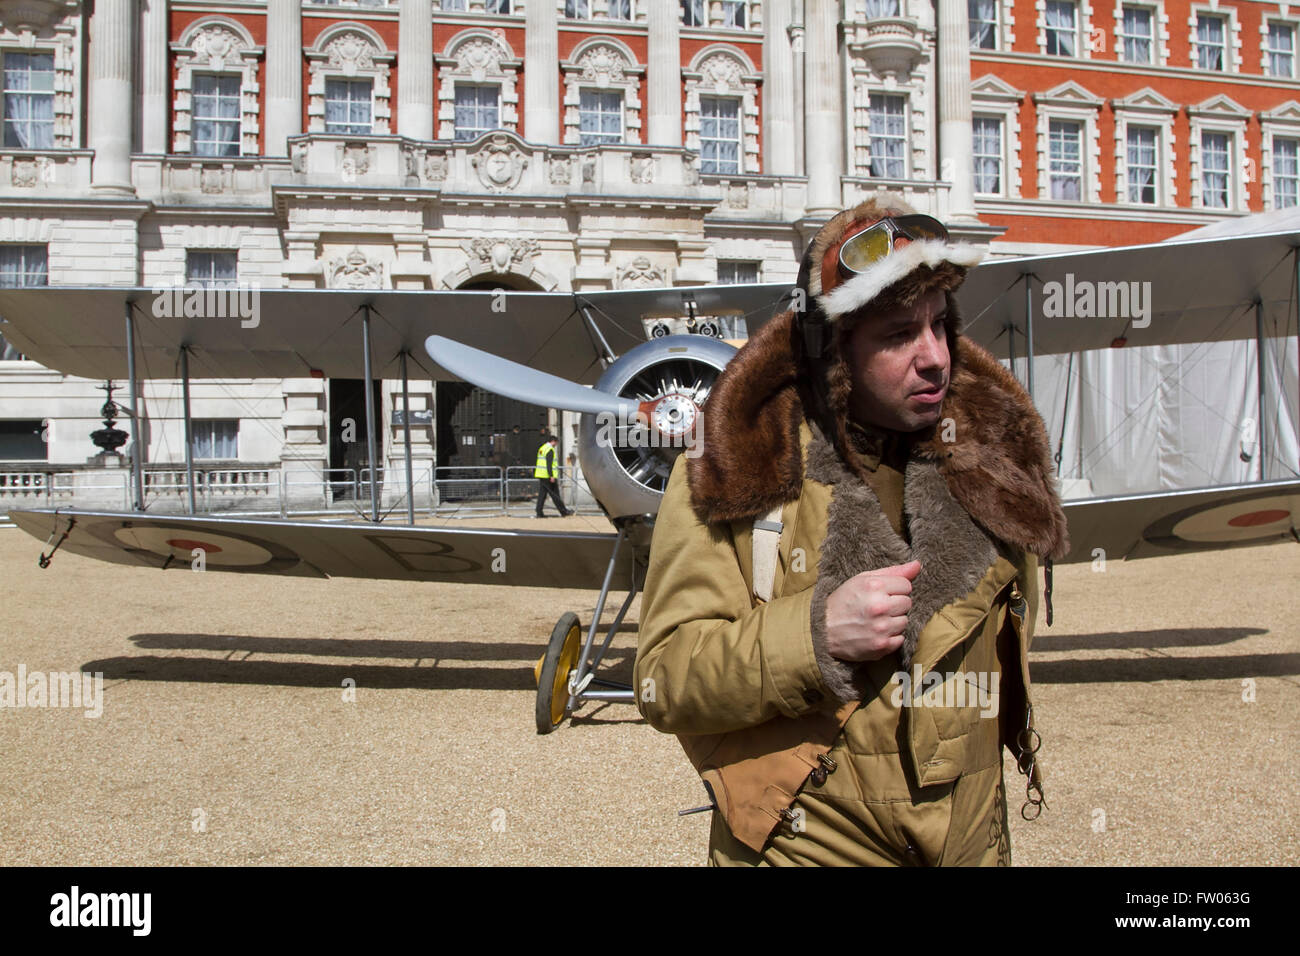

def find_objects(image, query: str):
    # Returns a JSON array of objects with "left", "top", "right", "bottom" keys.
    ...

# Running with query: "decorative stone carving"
[
  {"left": 423, "top": 151, "right": 448, "bottom": 182},
  {"left": 0, "top": 0, "right": 77, "bottom": 33},
  {"left": 11, "top": 157, "right": 42, "bottom": 187},
  {"left": 340, "top": 143, "right": 371, "bottom": 181},
  {"left": 290, "top": 141, "right": 307, "bottom": 173},
  {"left": 725, "top": 182, "right": 748, "bottom": 208},
  {"left": 470, "top": 133, "right": 528, "bottom": 192},
  {"left": 581, "top": 153, "right": 596, "bottom": 184},
  {"left": 698, "top": 53, "right": 743, "bottom": 93},
  {"left": 192, "top": 26, "right": 246, "bottom": 70},
  {"left": 548, "top": 156, "right": 571, "bottom": 185},
  {"left": 324, "top": 32, "right": 376, "bottom": 75},
  {"left": 629, "top": 153, "right": 654, "bottom": 184},
  {"left": 578, "top": 44, "right": 627, "bottom": 85},
  {"left": 619, "top": 256, "right": 665, "bottom": 288},
  {"left": 328, "top": 247, "right": 386, "bottom": 289},
  {"left": 464, "top": 237, "right": 540, "bottom": 273},
  {"left": 200, "top": 165, "right": 225, "bottom": 194}
]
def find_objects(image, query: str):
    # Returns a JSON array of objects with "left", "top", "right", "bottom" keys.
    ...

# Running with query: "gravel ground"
[{"left": 1, "top": 515, "right": 1296, "bottom": 866}]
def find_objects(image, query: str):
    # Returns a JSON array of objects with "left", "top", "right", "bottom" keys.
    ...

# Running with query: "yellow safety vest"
[{"left": 534, "top": 443, "right": 556, "bottom": 478}]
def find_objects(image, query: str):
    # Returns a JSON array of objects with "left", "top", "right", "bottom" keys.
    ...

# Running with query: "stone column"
[
  {"left": 398, "top": 0, "right": 434, "bottom": 141},
  {"left": 803, "top": 0, "right": 841, "bottom": 216},
  {"left": 89, "top": 0, "right": 136, "bottom": 193},
  {"left": 139, "top": 0, "right": 168, "bottom": 155},
  {"left": 647, "top": 0, "right": 682, "bottom": 146},
  {"left": 937, "top": 0, "right": 978, "bottom": 221},
  {"left": 524, "top": 0, "right": 559, "bottom": 143},
  {"left": 763, "top": 0, "right": 796, "bottom": 175},
  {"left": 266, "top": 0, "right": 304, "bottom": 156}
]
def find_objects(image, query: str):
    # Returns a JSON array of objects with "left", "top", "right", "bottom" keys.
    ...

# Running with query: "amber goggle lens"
[
  {"left": 838, "top": 225, "right": 893, "bottom": 272},
  {"left": 838, "top": 215, "right": 949, "bottom": 274}
]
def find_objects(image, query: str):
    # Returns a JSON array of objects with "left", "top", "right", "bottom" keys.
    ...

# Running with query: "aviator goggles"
[{"left": 837, "top": 214, "right": 950, "bottom": 277}]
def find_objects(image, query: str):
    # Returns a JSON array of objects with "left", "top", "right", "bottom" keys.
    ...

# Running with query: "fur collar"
[{"left": 686, "top": 308, "right": 1070, "bottom": 562}]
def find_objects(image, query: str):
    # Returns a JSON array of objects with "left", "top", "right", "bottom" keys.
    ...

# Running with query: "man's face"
[{"left": 843, "top": 287, "right": 950, "bottom": 432}]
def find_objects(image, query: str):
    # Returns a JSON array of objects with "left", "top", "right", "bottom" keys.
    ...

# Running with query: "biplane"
[{"left": 3, "top": 223, "right": 1298, "bottom": 733}]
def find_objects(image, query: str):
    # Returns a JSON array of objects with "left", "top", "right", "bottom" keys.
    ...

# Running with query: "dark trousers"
[{"left": 536, "top": 477, "right": 569, "bottom": 516}]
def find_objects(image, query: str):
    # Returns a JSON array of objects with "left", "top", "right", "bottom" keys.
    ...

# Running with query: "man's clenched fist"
[{"left": 823, "top": 560, "right": 921, "bottom": 662}]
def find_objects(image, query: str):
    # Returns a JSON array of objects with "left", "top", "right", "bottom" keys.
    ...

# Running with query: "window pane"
[
  {"left": 0, "top": 244, "right": 46, "bottom": 361},
  {"left": 3, "top": 52, "right": 55, "bottom": 148},
  {"left": 608, "top": 0, "right": 633, "bottom": 18},
  {"left": 717, "top": 261, "right": 759, "bottom": 284},
  {"left": 1126, "top": 126, "right": 1157, "bottom": 203},
  {"left": 1197, "top": 15, "right": 1225, "bottom": 70},
  {"left": 865, "top": 0, "right": 899, "bottom": 17},
  {"left": 681, "top": 0, "right": 704, "bottom": 27},
  {"left": 565, "top": 0, "right": 590, "bottom": 17},
  {"left": 1121, "top": 7, "right": 1153, "bottom": 63},
  {"left": 192, "top": 74, "right": 241, "bottom": 157},
  {"left": 579, "top": 89, "right": 622, "bottom": 146},
  {"left": 1268, "top": 23, "right": 1295, "bottom": 77},
  {"left": 1201, "top": 131, "right": 1229, "bottom": 207},
  {"left": 324, "top": 78, "right": 373, "bottom": 134},
  {"left": 455, "top": 84, "right": 500, "bottom": 142},
  {"left": 969, "top": 0, "right": 997, "bottom": 49},
  {"left": 186, "top": 251, "right": 238, "bottom": 289},
  {"left": 721, "top": 0, "right": 747, "bottom": 27},
  {"left": 1274, "top": 136, "right": 1299, "bottom": 208},
  {"left": 1046, "top": 1, "right": 1077, "bottom": 56},
  {"left": 1048, "top": 119, "right": 1082, "bottom": 200},
  {"left": 867, "top": 93, "right": 907, "bottom": 178},
  {"left": 973, "top": 116, "right": 1002, "bottom": 194},
  {"left": 699, "top": 96, "right": 741, "bottom": 173}
]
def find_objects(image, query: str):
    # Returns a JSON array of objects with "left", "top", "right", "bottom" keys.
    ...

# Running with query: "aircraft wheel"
[{"left": 535, "top": 612, "right": 582, "bottom": 735}]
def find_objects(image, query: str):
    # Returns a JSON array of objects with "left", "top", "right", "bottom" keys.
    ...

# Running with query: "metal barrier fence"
[{"left": 0, "top": 463, "right": 598, "bottom": 519}]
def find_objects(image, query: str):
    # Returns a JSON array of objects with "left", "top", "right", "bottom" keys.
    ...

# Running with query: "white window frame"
[
  {"left": 972, "top": 114, "right": 1006, "bottom": 196},
  {"left": 185, "top": 249, "right": 238, "bottom": 289},
  {"left": 561, "top": 38, "right": 643, "bottom": 146},
  {"left": 577, "top": 88, "right": 624, "bottom": 146},
  {"left": 1188, "top": 94, "right": 1250, "bottom": 212},
  {"left": 1111, "top": 86, "right": 1177, "bottom": 207},
  {"left": 0, "top": 243, "right": 46, "bottom": 362},
  {"left": 969, "top": 0, "right": 1000, "bottom": 50},
  {"left": 865, "top": 91, "right": 909, "bottom": 180},
  {"left": 1189, "top": 6, "right": 1241, "bottom": 73},
  {"left": 171, "top": 18, "right": 263, "bottom": 155},
  {"left": 323, "top": 77, "right": 375, "bottom": 135},
  {"left": 681, "top": 0, "right": 705, "bottom": 27},
  {"left": 452, "top": 83, "right": 500, "bottom": 142},
  {"left": 683, "top": 46, "right": 760, "bottom": 174},
  {"left": 437, "top": 30, "right": 520, "bottom": 140},
  {"left": 307, "top": 25, "right": 393, "bottom": 135},
  {"left": 971, "top": 74, "right": 1025, "bottom": 199},
  {"left": 1260, "top": 100, "right": 1300, "bottom": 210},
  {"left": 1116, "top": 3, "right": 1154, "bottom": 64},
  {"left": 1033, "top": 81, "right": 1103, "bottom": 202},
  {"left": 191, "top": 419, "right": 239, "bottom": 461},
  {"left": 1112, "top": 0, "right": 1170, "bottom": 66},
  {"left": 1039, "top": 0, "right": 1092, "bottom": 58},
  {"left": 0, "top": 51, "right": 56, "bottom": 150},
  {"left": 716, "top": 260, "right": 760, "bottom": 283},
  {"left": 697, "top": 95, "right": 742, "bottom": 174},
  {"left": 1123, "top": 125, "right": 1160, "bottom": 203},
  {"left": 1262, "top": 17, "right": 1299, "bottom": 79}
]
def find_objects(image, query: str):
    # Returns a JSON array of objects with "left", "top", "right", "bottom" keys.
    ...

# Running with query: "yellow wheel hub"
[{"left": 546, "top": 622, "right": 582, "bottom": 727}]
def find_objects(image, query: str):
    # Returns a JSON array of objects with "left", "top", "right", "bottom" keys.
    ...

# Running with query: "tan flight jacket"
[{"left": 635, "top": 422, "right": 1040, "bottom": 853}]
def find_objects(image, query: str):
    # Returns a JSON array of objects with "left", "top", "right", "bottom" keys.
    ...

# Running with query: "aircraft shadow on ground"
[
  {"left": 74, "top": 632, "right": 638, "bottom": 692},
  {"left": 1030, "top": 653, "right": 1299, "bottom": 684},
  {"left": 1031, "top": 626, "right": 1267, "bottom": 652}
]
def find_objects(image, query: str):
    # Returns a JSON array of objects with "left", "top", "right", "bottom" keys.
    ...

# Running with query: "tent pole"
[
  {"left": 124, "top": 301, "right": 145, "bottom": 511},
  {"left": 362, "top": 305, "right": 380, "bottom": 522},
  {"left": 1006, "top": 321, "right": 1016, "bottom": 374},
  {"left": 1024, "top": 273, "right": 1035, "bottom": 404},
  {"left": 1254, "top": 298, "right": 1267, "bottom": 482},
  {"left": 180, "top": 346, "right": 196, "bottom": 514},
  {"left": 400, "top": 349, "right": 415, "bottom": 526}
]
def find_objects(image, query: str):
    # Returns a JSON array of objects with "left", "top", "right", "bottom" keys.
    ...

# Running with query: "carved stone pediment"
[
  {"left": 0, "top": 0, "right": 78, "bottom": 33},
  {"left": 462, "top": 237, "right": 540, "bottom": 273}
]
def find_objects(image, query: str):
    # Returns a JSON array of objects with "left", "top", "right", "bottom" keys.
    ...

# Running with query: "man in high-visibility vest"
[{"left": 534, "top": 434, "right": 570, "bottom": 518}]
